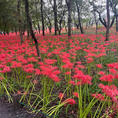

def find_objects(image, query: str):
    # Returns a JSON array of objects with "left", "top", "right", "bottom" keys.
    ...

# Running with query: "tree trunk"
[
  {"left": 106, "top": 28, "right": 109, "bottom": 41},
  {"left": 24, "top": 0, "right": 40, "bottom": 59},
  {"left": 38, "top": 23, "right": 40, "bottom": 34},
  {"left": 40, "top": 0, "right": 45, "bottom": 36},
  {"left": 53, "top": 0, "right": 58, "bottom": 35},
  {"left": 76, "top": 0, "right": 84, "bottom": 34},
  {"left": 47, "top": 16, "right": 52, "bottom": 33},
  {"left": 116, "top": 15, "right": 118, "bottom": 32},
  {"left": 66, "top": 0, "right": 72, "bottom": 36},
  {"left": 3, "top": 23, "right": 7, "bottom": 34},
  {"left": 95, "top": 22, "right": 98, "bottom": 34},
  {"left": 106, "top": 0, "right": 110, "bottom": 41},
  {"left": 93, "top": 6, "right": 98, "bottom": 34},
  {"left": 17, "top": 0, "right": 23, "bottom": 44}
]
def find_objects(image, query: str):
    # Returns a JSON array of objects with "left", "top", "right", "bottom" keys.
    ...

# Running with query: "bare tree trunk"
[
  {"left": 46, "top": 15, "right": 52, "bottom": 33},
  {"left": 93, "top": 8, "right": 98, "bottom": 34},
  {"left": 38, "top": 23, "right": 40, "bottom": 34},
  {"left": 17, "top": 0, "right": 23, "bottom": 44},
  {"left": 3, "top": 22, "right": 7, "bottom": 34},
  {"left": 58, "top": 10, "right": 66, "bottom": 35},
  {"left": 116, "top": 15, "right": 118, "bottom": 32},
  {"left": 24, "top": 0, "right": 40, "bottom": 58},
  {"left": 66, "top": 0, "right": 72, "bottom": 36},
  {"left": 40, "top": 0, "right": 45, "bottom": 36},
  {"left": 75, "top": 0, "right": 84, "bottom": 34},
  {"left": 106, "top": 0, "right": 110, "bottom": 41},
  {"left": 53, "top": 0, "right": 58, "bottom": 35}
]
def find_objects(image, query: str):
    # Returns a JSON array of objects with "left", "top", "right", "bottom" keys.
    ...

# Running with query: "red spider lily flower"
[
  {"left": 91, "top": 93, "right": 105, "bottom": 101},
  {"left": 107, "top": 63, "right": 118, "bottom": 69},
  {"left": 65, "top": 71, "right": 71, "bottom": 75},
  {"left": 24, "top": 64, "right": 34, "bottom": 68},
  {"left": 98, "top": 84, "right": 118, "bottom": 103},
  {"left": 11, "top": 61, "right": 22, "bottom": 68},
  {"left": 96, "top": 64, "right": 103, "bottom": 69},
  {"left": 99, "top": 74, "right": 114, "bottom": 82},
  {"left": 73, "top": 92, "right": 79, "bottom": 98},
  {"left": 17, "top": 90, "right": 21, "bottom": 95},
  {"left": 74, "top": 70, "right": 92, "bottom": 85},
  {"left": 76, "top": 81, "right": 81, "bottom": 85},
  {"left": 17, "top": 56, "right": 27, "bottom": 64},
  {"left": 58, "top": 93, "right": 64, "bottom": 99},
  {"left": 2, "top": 66, "right": 11, "bottom": 73},
  {"left": 98, "top": 71, "right": 105, "bottom": 75},
  {"left": 33, "top": 80, "right": 38, "bottom": 84},
  {"left": 23, "top": 91, "right": 28, "bottom": 95},
  {"left": 87, "top": 57, "right": 93, "bottom": 63},
  {"left": 27, "top": 57, "right": 37, "bottom": 62},
  {"left": 62, "top": 62, "right": 73, "bottom": 69},
  {"left": 44, "top": 59, "right": 57, "bottom": 65},
  {"left": 35, "top": 69, "right": 41, "bottom": 75},
  {"left": 0, "top": 77, "right": 4, "bottom": 80},
  {"left": 40, "top": 64, "right": 60, "bottom": 82},
  {"left": 69, "top": 80, "right": 76, "bottom": 85},
  {"left": 76, "top": 61, "right": 81, "bottom": 65},
  {"left": 63, "top": 98, "right": 76, "bottom": 105},
  {"left": 76, "top": 64, "right": 85, "bottom": 69},
  {"left": 114, "top": 74, "right": 118, "bottom": 79},
  {"left": 26, "top": 75, "right": 32, "bottom": 79},
  {"left": 109, "top": 69, "right": 117, "bottom": 74},
  {"left": 49, "top": 74, "right": 60, "bottom": 82},
  {"left": 23, "top": 68, "right": 35, "bottom": 73}
]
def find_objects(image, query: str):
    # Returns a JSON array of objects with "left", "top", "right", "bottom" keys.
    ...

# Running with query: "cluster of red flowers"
[{"left": 0, "top": 31, "right": 118, "bottom": 110}]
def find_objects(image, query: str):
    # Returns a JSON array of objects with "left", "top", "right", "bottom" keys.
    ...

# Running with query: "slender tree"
[
  {"left": 110, "top": 0, "right": 118, "bottom": 32},
  {"left": 24, "top": 0, "right": 40, "bottom": 58},
  {"left": 75, "top": 0, "right": 84, "bottom": 34},
  {"left": 40, "top": 0, "right": 45, "bottom": 35},
  {"left": 97, "top": 0, "right": 115, "bottom": 41},
  {"left": 53, "top": 0, "right": 58, "bottom": 35},
  {"left": 89, "top": 1, "right": 99, "bottom": 34},
  {"left": 66, "top": 0, "right": 72, "bottom": 36},
  {"left": 17, "top": 0, "right": 23, "bottom": 44}
]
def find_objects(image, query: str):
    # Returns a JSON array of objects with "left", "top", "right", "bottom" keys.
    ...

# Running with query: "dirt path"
[
  {"left": 0, "top": 100, "right": 36, "bottom": 118},
  {"left": 0, "top": 102, "right": 15, "bottom": 118}
]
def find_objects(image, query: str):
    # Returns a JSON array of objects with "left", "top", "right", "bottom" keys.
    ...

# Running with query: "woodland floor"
[{"left": 0, "top": 97, "right": 41, "bottom": 118}]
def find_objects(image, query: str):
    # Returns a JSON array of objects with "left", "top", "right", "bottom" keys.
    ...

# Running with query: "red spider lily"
[
  {"left": 0, "top": 77, "right": 4, "bottom": 80},
  {"left": 2, "top": 66, "right": 11, "bottom": 73},
  {"left": 63, "top": 98, "right": 76, "bottom": 105},
  {"left": 99, "top": 74, "right": 114, "bottom": 82},
  {"left": 65, "top": 71, "right": 71, "bottom": 75},
  {"left": 35, "top": 69, "right": 41, "bottom": 75},
  {"left": 17, "top": 90, "right": 21, "bottom": 95},
  {"left": 98, "top": 71, "right": 105, "bottom": 75},
  {"left": 73, "top": 69, "right": 92, "bottom": 85},
  {"left": 69, "top": 80, "right": 76, "bottom": 85},
  {"left": 11, "top": 61, "right": 22, "bottom": 68},
  {"left": 44, "top": 58, "right": 57, "bottom": 65},
  {"left": 91, "top": 93, "right": 105, "bottom": 101},
  {"left": 98, "top": 84, "right": 118, "bottom": 103},
  {"left": 107, "top": 63, "right": 118, "bottom": 69},
  {"left": 87, "top": 57, "right": 93, "bottom": 63},
  {"left": 26, "top": 75, "right": 32, "bottom": 79},
  {"left": 27, "top": 57, "right": 37, "bottom": 62},
  {"left": 58, "top": 93, "right": 64, "bottom": 99},
  {"left": 73, "top": 92, "right": 79, "bottom": 98},
  {"left": 40, "top": 64, "right": 60, "bottom": 82},
  {"left": 96, "top": 64, "right": 103, "bottom": 69},
  {"left": 114, "top": 74, "right": 118, "bottom": 79},
  {"left": 33, "top": 80, "right": 38, "bottom": 84},
  {"left": 109, "top": 68, "right": 117, "bottom": 74}
]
